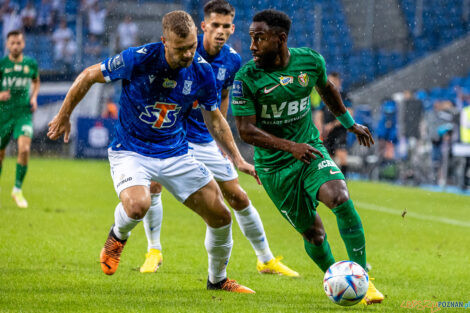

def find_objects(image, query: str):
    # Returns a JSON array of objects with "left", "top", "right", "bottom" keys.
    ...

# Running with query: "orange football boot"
[
  {"left": 100, "top": 227, "right": 127, "bottom": 275},
  {"left": 207, "top": 278, "right": 255, "bottom": 294}
]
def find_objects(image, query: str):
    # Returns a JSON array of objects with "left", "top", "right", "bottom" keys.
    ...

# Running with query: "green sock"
[
  {"left": 332, "top": 199, "right": 367, "bottom": 269},
  {"left": 15, "top": 163, "right": 27, "bottom": 189},
  {"left": 304, "top": 234, "right": 336, "bottom": 272}
]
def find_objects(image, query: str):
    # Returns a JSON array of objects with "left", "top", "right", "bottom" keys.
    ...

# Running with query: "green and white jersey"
[
  {"left": 231, "top": 47, "right": 328, "bottom": 172},
  {"left": 0, "top": 55, "right": 38, "bottom": 112}
]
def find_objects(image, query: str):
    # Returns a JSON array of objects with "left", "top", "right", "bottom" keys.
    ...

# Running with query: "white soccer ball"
[{"left": 323, "top": 261, "right": 369, "bottom": 306}]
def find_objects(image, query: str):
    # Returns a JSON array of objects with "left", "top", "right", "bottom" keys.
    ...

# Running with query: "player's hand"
[
  {"left": 30, "top": 98, "right": 38, "bottom": 112},
  {"left": 289, "top": 143, "right": 324, "bottom": 164},
  {"left": 235, "top": 160, "right": 261, "bottom": 185},
  {"left": 0, "top": 90, "right": 10, "bottom": 101},
  {"left": 47, "top": 114, "right": 71, "bottom": 143},
  {"left": 348, "top": 123, "right": 374, "bottom": 147}
]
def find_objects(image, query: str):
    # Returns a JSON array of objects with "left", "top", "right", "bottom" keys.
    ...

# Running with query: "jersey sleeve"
[
  {"left": 314, "top": 52, "right": 328, "bottom": 88},
  {"left": 31, "top": 59, "right": 39, "bottom": 79},
  {"left": 197, "top": 64, "right": 218, "bottom": 111},
  {"left": 222, "top": 53, "right": 241, "bottom": 90},
  {"left": 100, "top": 48, "right": 135, "bottom": 82},
  {"left": 231, "top": 73, "right": 256, "bottom": 116}
]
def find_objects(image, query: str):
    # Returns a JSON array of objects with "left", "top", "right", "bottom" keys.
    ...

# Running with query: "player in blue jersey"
[
  {"left": 140, "top": 0, "right": 299, "bottom": 277},
  {"left": 47, "top": 10, "right": 258, "bottom": 293}
]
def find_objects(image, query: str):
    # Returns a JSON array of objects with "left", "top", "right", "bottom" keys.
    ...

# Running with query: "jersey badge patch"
[
  {"left": 163, "top": 78, "right": 177, "bottom": 88},
  {"left": 23, "top": 65, "right": 30, "bottom": 74},
  {"left": 108, "top": 54, "right": 124, "bottom": 72},
  {"left": 183, "top": 80, "right": 193, "bottom": 95},
  {"left": 298, "top": 73, "right": 309, "bottom": 87},
  {"left": 217, "top": 67, "right": 226, "bottom": 81},
  {"left": 280, "top": 76, "right": 293, "bottom": 86},
  {"left": 232, "top": 80, "right": 243, "bottom": 97}
]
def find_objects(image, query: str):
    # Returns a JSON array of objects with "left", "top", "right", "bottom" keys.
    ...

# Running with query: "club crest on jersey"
[
  {"left": 182, "top": 80, "right": 192, "bottom": 95},
  {"left": 298, "top": 73, "right": 309, "bottom": 87},
  {"left": 232, "top": 80, "right": 243, "bottom": 97},
  {"left": 139, "top": 102, "right": 181, "bottom": 129},
  {"left": 162, "top": 78, "right": 177, "bottom": 88},
  {"left": 217, "top": 67, "right": 226, "bottom": 81},
  {"left": 23, "top": 65, "right": 29, "bottom": 74},
  {"left": 280, "top": 76, "right": 293, "bottom": 86}
]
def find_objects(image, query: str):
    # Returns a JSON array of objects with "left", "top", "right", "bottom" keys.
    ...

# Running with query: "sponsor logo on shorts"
[
  {"left": 199, "top": 165, "right": 209, "bottom": 176},
  {"left": 318, "top": 160, "right": 336, "bottom": 170},
  {"left": 116, "top": 176, "right": 132, "bottom": 188},
  {"left": 330, "top": 169, "right": 341, "bottom": 175}
]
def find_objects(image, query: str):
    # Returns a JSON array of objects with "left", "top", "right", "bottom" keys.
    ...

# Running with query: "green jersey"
[
  {"left": 231, "top": 47, "right": 328, "bottom": 172},
  {"left": 0, "top": 55, "right": 38, "bottom": 113}
]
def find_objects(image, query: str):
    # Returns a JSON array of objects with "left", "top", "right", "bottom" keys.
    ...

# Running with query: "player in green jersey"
[
  {"left": 0, "top": 30, "right": 40, "bottom": 208},
  {"left": 231, "top": 10, "right": 384, "bottom": 305}
]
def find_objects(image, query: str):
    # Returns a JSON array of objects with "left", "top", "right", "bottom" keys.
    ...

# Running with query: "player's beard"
[{"left": 255, "top": 50, "right": 278, "bottom": 69}]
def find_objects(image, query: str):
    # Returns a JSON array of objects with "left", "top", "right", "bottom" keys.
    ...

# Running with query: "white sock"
[
  {"left": 143, "top": 193, "right": 163, "bottom": 251},
  {"left": 205, "top": 223, "right": 232, "bottom": 284},
  {"left": 234, "top": 203, "right": 274, "bottom": 263},
  {"left": 113, "top": 202, "right": 141, "bottom": 241}
]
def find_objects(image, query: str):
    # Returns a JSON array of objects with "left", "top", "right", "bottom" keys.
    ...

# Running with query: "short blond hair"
[{"left": 162, "top": 10, "right": 195, "bottom": 38}]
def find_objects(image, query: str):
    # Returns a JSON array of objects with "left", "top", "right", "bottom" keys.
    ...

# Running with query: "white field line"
[{"left": 355, "top": 201, "right": 470, "bottom": 228}]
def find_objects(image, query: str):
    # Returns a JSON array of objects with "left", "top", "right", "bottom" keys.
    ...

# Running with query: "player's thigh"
[
  {"left": 13, "top": 113, "right": 33, "bottom": 141},
  {"left": 184, "top": 179, "right": 231, "bottom": 228},
  {"left": 157, "top": 153, "right": 213, "bottom": 204},
  {"left": 189, "top": 141, "right": 238, "bottom": 182},
  {"left": 258, "top": 162, "right": 317, "bottom": 234},
  {"left": 0, "top": 117, "right": 14, "bottom": 150},
  {"left": 217, "top": 178, "right": 249, "bottom": 210},
  {"left": 108, "top": 148, "right": 152, "bottom": 200},
  {"left": 302, "top": 143, "right": 346, "bottom": 209},
  {"left": 317, "top": 180, "right": 350, "bottom": 210}
]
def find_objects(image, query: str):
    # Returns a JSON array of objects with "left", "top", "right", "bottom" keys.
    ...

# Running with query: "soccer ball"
[{"left": 323, "top": 261, "right": 369, "bottom": 306}]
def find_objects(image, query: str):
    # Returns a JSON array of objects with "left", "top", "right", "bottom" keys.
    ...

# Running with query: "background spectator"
[
  {"left": 52, "top": 19, "right": 73, "bottom": 61},
  {"left": 87, "top": 2, "right": 106, "bottom": 40},
  {"left": 20, "top": 1, "right": 36, "bottom": 33},
  {"left": 116, "top": 15, "right": 138, "bottom": 51},
  {"left": 84, "top": 34, "right": 103, "bottom": 66},
  {"left": 1, "top": 3, "right": 22, "bottom": 40},
  {"left": 36, "top": 0, "right": 53, "bottom": 33}
]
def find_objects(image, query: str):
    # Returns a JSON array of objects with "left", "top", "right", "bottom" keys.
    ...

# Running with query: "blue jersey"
[
  {"left": 185, "top": 35, "right": 241, "bottom": 143},
  {"left": 101, "top": 42, "right": 218, "bottom": 158}
]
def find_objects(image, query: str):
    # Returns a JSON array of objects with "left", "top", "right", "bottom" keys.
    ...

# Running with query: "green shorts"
[
  {"left": 258, "top": 142, "right": 344, "bottom": 234},
  {"left": 0, "top": 110, "right": 33, "bottom": 150}
]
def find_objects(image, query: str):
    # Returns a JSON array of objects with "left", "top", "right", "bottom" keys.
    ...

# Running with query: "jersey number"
[{"left": 139, "top": 102, "right": 181, "bottom": 129}]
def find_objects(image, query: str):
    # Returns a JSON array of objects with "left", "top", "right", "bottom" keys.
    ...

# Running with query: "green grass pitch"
[{"left": 1, "top": 157, "right": 469, "bottom": 312}]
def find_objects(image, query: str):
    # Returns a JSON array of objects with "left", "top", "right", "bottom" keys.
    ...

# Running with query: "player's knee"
[
  {"left": 228, "top": 189, "right": 250, "bottom": 211},
  {"left": 209, "top": 204, "right": 232, "bottom": 228},
  {"left": 330, "top": 190, "right": 350, "bottom": 208},
  {"left": 303, "top": 227, "right": 325, "bottom": 246},
  {"left": 0, "top": 150, "right": 5, "bottom": 162},
  {"left": 123, "top": 196, "right": 150, "bottom": 219}
]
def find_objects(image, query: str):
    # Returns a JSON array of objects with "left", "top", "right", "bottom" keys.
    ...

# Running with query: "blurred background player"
[
  {"left": 140, "top": 0, "right": 299, "bottom": 278},
  {"left": 313, "top": 72, "right": 350, "bottom": 176},
  {"left": 232, "top": 9, "right": 384, "bottom": 305},
  {"left": 0, "top": 30, "right": 39, "bottom": 208},
  {"left": 47, "top": 10, "right": 257, "bottom": 293}
]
